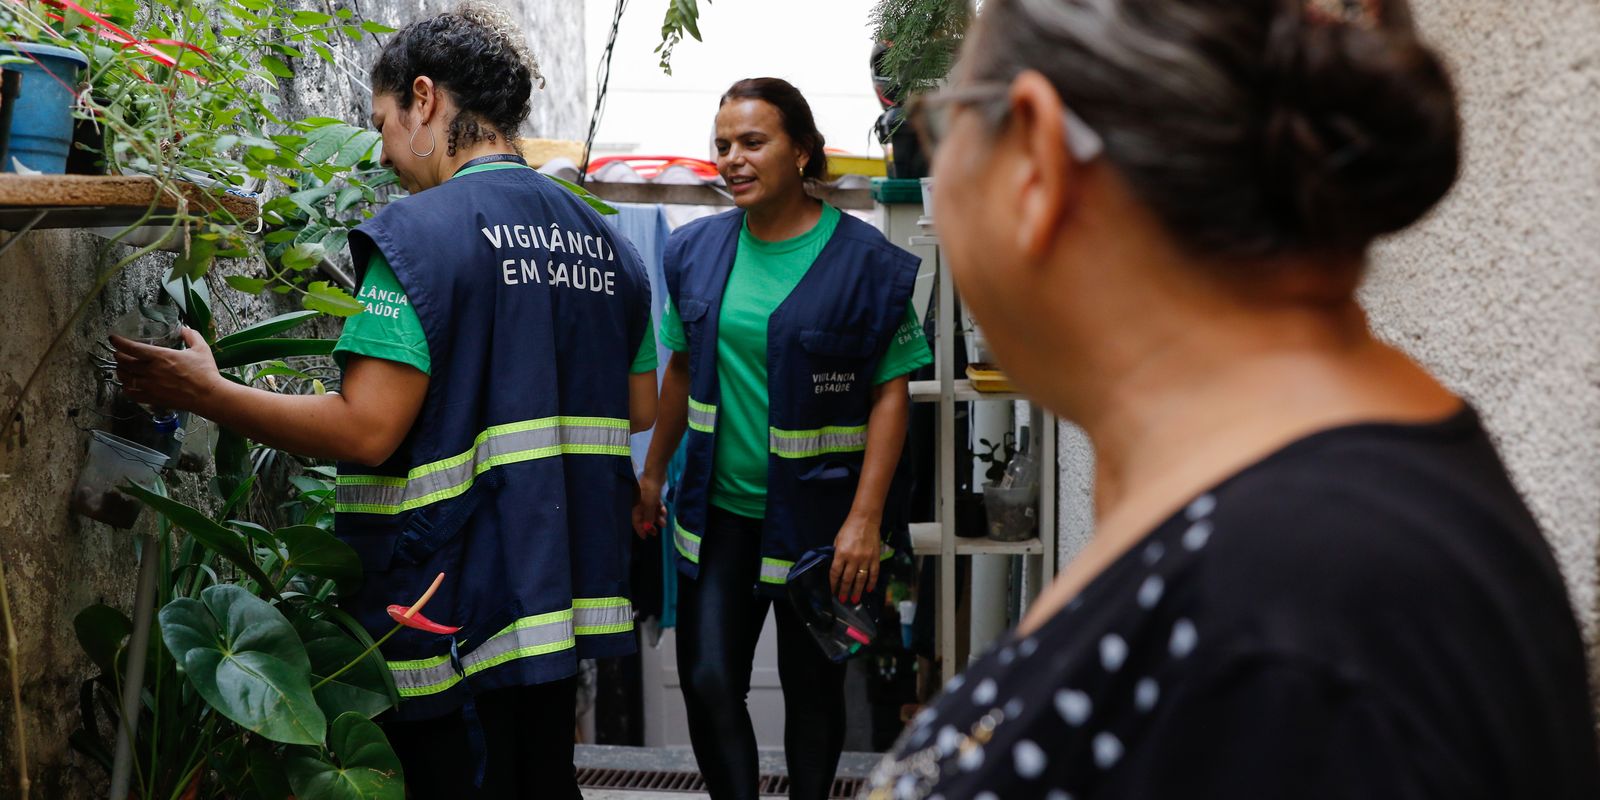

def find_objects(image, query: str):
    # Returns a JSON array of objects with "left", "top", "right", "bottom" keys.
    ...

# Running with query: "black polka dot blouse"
[{"left": 864, "top": 409, "right": 1600, "bottom": 799}]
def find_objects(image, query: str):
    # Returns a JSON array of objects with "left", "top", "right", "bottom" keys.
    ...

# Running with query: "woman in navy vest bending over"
[
  {"left": 634, "top": 78, "right": 930, "bottom": 799},
  {"left": 112, "top": 4, "right": 659, "bottom": 796}
]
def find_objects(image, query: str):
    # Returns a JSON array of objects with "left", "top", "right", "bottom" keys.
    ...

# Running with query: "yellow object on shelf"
[
  {"left": 966, "top": 363, "right": 1016, "bottom": 393},
  {"left": 826, "top": 153, "right": 888, "bottom": 179}
]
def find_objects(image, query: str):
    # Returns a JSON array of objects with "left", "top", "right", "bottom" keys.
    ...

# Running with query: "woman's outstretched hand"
[{"left": 111, "top": 327, "right": 224, "bottom": 414}]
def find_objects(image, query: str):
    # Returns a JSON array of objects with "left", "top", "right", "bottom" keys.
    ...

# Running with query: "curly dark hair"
[{"left": 371, "top": 2, "right": 546, "bottom": 157}]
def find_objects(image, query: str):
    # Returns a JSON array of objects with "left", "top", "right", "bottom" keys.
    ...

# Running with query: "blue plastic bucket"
[{"left": 1, "top": 41, "right": 88, "bottom": 174}]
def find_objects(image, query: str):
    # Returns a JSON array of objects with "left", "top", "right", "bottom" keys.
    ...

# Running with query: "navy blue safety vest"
[
  {"left": 336, "top": 166, "right": 651, "bottom": 721},
  {"left": 665, "top": 210, "right": 919, "bottom": 590}
]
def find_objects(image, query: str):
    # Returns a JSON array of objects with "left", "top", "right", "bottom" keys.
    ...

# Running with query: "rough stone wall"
[
  {"left": 0, "top": 2, "right": 583, "bottom": 797},
  {"left": 1058, "top": 0, "right": 1600, "bottom": 691}
]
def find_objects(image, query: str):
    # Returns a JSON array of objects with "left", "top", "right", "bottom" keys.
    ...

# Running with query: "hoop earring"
[{"left": 409, "top": 123, "right": 436, "bottom": 158}]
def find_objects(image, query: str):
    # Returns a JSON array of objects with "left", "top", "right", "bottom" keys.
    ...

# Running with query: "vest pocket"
[
  {"left": 678, "top": 297, "right": 710, "bottom": 353},
  {"left": 393, "top": 468, "right": 504, "bottom": 567}
]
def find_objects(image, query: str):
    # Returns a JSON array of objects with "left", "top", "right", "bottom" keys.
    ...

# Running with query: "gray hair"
[{"left": 965, "top": 0, "right": 1460, "bottom": 259}]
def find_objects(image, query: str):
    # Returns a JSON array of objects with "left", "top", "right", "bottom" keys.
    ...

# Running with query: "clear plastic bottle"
[{"left": 1000, "top": 427, "right": 1039, "bottom": 490}]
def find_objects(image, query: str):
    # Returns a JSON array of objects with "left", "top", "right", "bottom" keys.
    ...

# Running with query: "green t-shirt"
[
  {"left": 334, "top": 161, "right": 659, "bottom": 375},
  {"left": 659, "top": 203, "right": 933, "bottom": 518}
]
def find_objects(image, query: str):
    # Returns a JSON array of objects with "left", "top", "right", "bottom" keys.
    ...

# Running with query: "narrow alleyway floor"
[{"left": 575, "top": 745, "right": 881, "bottom": 799}]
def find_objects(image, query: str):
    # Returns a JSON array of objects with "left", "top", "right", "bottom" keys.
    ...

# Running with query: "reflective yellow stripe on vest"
[
  {"left": 388, "top": 608, "right": 575, "bottom": 698},
  {"left": 768, "top": 425, "right": 868, "bottom": 459},
  {"left": 674, "top": 520, "right": 702, "bottom": 564},
  {"left": 687, "top": 398, "right": 718, "bottom": 433},
  {"left": 386, "top": 597, "right": 634, "bottom": 699},
  {"left": 336, "top": 416, "right": 631, "bottom": 515},
  {"left": 759, "top": 545, "right": 896, "bottom": 586}
]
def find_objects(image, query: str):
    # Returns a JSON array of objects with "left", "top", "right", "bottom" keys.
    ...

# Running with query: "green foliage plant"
[
  {"left": 70, "top": 469, "right": 412, "bottom": 800},
  {"left": 869, "top": 0, "right": 969, "bottom": 99}
]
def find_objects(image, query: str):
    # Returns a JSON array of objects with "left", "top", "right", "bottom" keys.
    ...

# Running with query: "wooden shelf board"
[
  {"left": 0, "top": 175, "right": 258, "bottom": 231},
  {"left": 910, "top": 378, "right": 1024, "bottom": 403},
  {"left": 909, "top": 521, "right": 1045, "bottom": 555}
]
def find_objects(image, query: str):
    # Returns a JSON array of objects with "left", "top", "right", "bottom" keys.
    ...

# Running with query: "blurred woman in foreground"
[{"left": 866, "top": 0, "right": 1600, "bottom": 797}]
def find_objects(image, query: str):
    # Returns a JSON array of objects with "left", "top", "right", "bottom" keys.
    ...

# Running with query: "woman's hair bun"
[
  {"left": 1259, "top": 7, "right": 1461, "bottom": 254},
  {"left": 965, "top": 0, "right": 1463, "bottom": 260}
]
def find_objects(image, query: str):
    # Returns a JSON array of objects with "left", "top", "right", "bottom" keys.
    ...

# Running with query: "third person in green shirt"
[{"left": 634, "top": 78, "right": 930, "bottom": 800}]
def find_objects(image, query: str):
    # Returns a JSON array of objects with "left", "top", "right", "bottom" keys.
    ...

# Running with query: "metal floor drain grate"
[{"left": 575, "top": 767, "right": 865, "bottom": 798}]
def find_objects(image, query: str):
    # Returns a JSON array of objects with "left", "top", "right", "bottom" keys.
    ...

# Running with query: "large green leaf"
[
  {"left": 215, "top": 311, "right": 320, "bottom": 350},
  {"left": 303, "top": 281, "right": 364, "bottom": 317},
  {"left": 214, "top": 338, "right": 337, "bottom": 370},
  {"left": 286, "top": 712, "right": 404, "bottom": 800},
  {"left": 300, "top": 124, "right": 363, "bottom": 165},
  {"left": 275, "top": 525, "right": 361, "bottom": 591},
  {"left": 546, "top": 175, "right": 619, "bottom": 216},
  {"left": 312, "top": 602, "right": 400, "bottom": 707},
  {"left": 225, "top": 275, "right": 269, "bottom": 294},
  {"left": 170, "top": 236, "right": 218, "bottom": 282},
  {"left": 158, "top": 585, "right": 326, "bottom": 745},
  {"left": 282, "top": 241, "right": 329, "bottom": 271},
  {"left": 332, "top": 131, "right": 381, "bottom": 169},
  {"left": 124, "top": 485, "right": 279, "bottom": 596},
  {"left": 297, "top": 618, "right": 391, "bottom": 720},
  {"left": 74, "top": 605, "right": 132, "bottom": 676}
]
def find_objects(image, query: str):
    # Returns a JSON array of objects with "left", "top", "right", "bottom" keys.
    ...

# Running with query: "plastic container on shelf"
[
  {"left": 0, "top": 41, "right": 89, "bottom": 174},
  {"left": 983, "top": 481, "right": 1038, "bottom": 542},
  {"left": 919, "top": 177, "right": 935, "bottom": 217},
  {"left": 72, "top": 431, "right": 169, "bottom": 528}
]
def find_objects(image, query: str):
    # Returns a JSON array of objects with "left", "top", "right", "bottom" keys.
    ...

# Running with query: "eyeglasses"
[{"left": 906, "top": 81, "right": 1106, "bottom": 163}]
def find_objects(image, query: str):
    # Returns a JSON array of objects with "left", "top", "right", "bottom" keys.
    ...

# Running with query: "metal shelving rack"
[{"left": 907, "top": 232, "right": 1058, "bottom": 683}]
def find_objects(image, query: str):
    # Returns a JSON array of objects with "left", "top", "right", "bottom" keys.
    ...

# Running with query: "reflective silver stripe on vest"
[
  {"left": 674, "top": 521, "right": 702, "bottom": 564},
  {"left": 768, "top": 426, "right": 868, "bottom": 459},
  {"left": 759, "top": 557, "right": 794, "bottom": 585},
  {"left": 338, "top": 416, "right": 630, "bottom": 515},
  {"left": 574, "top": 598, "right": 633, "bottom": 635},
  {"left": 687, "top": 398, "right": 717, "bottom": 433},
  {"left": 388, "top": 608, "right": 576, "bottom": 698}
]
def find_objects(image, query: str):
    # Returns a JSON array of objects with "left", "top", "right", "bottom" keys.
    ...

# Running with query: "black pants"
[
  {"left": 677, "top": 507, "right": 848, "bottom": 800},
  {"left": 384, "top": 678, "right": 582, "bottom": 799}
]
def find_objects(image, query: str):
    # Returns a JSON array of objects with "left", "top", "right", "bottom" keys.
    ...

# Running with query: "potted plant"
[{"left": 0, "top": 3, "right": 90, "bottom": 174}]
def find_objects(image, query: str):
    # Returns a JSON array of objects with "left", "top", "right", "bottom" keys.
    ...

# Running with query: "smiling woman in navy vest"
[
  {"left": 634, "top": 78, "right": 931, "bottom": 800},
  {"left": 110, "top": 4, "right": 658, "bottom": 796}
]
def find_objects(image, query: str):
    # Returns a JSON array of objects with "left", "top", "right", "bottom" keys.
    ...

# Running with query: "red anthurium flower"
[{"left": 386, "top": 572, "right": 461, "bottom": 634}]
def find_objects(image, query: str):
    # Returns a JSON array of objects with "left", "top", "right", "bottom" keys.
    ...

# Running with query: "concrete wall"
[
  {"left": 1058, "top": 0, "right": 1600, "bottom": 685},
  {"left": 0, "top": 2, "right": 584, "bottom": 797}
]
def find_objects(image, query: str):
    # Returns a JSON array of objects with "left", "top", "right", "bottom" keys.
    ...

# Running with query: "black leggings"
[
  {"left": 677, "top": 507, "right": 848, "bottom": 800},
  {"left": 384, "top": 678, "right": 581, "bottom": 799}
]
